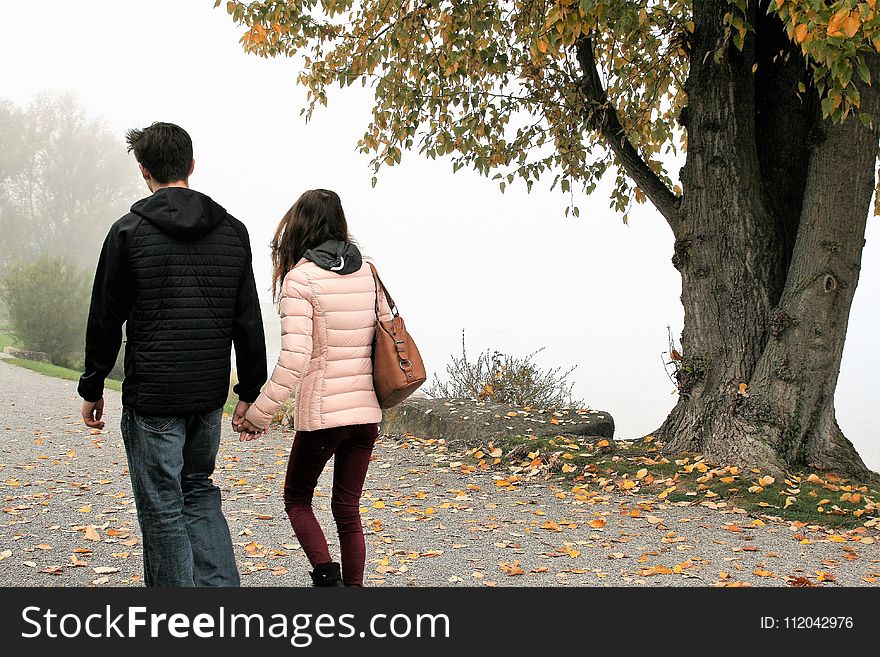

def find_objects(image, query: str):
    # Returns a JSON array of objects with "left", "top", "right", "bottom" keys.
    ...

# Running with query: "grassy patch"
[
  {"left": 6, "top": 351, "right": 242, "bottom": 417},
  {"left": 224, "top": 374, "right": 240, "bottom": 416},
  {"left": 4, "top": 357, "right": 122, "bottom": 392},
  {"left": 0, "top": 333, "right": 16, "bottom": 350},
  {"left": 455, "top": 433, "right": 879, "bottom": 530}
]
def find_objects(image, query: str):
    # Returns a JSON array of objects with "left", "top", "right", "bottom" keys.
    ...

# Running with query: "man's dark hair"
[{"left": 125, "top": 122, "right": 193, "bottom": 184}]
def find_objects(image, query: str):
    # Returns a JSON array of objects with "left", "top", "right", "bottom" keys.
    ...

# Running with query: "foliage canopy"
[{"left": 221, "top": 0, "right": 880, "bottom": 218}]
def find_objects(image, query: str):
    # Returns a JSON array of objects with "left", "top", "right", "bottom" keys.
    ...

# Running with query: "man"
[{"left": 78, "top": 122, "right": 267, "bottom": 586}]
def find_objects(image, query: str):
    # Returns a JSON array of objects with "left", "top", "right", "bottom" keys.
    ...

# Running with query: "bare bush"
[{"left": 427, "top": 331, "right": 582, "bottom": 408}]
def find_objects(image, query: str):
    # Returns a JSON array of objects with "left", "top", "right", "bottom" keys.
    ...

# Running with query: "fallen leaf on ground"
[
  {"left": 500, "top": 561, "right": 525, "bottom": 576},
  {"left": 641, "top": 566, "right": 674, "bottom": 576}
]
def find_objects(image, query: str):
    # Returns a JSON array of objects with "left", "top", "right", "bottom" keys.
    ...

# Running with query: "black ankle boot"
[{"left": 310, "top": 562, "right": 345, "bottom": 587}]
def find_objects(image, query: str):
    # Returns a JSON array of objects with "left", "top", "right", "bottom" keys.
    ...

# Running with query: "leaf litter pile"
[{"left": 1, "top": 394, "right": 879, "bottom": 587}]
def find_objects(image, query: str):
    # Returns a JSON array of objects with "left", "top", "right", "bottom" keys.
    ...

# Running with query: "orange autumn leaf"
[
  {"left": 843, "top": 14, "right": 861, "bottom": 38},
  {"left": 827, "top": 8, "right": 850, "bottom": 37},
  {"left": 499, "top": 561, "right": 524, "bottom": 576},
  {"left": 641, "top": 565, "right": 673, "bottom": 576}
]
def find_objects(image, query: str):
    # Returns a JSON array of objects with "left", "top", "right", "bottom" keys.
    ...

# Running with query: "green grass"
[
  {"left": 4, "top": 357, "right": 122, "bottom": 392},
  {"left": 3, "top": 332, "right": 239, "bottom": 416},
  {"left": 3, "top": 327, "right": 241, "bottom": 417},
  {"left": 224, "top": 374, "right": 239, "bottom": 416},
  {"left": 463, "top": 433, "right": 879, "bottom": 530}
]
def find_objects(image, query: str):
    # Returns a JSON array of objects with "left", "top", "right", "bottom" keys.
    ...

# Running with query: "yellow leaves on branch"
[
  {"left": 790, "top": 3, "right": 866, "bottom": 44},
  {"left": 826, "top": 8, "right": 861, "bottom": 39}
]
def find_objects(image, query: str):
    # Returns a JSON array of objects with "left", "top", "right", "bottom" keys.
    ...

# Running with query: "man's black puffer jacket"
[{"left": 78, "top": 187, "right": 267, "bottom": 416}]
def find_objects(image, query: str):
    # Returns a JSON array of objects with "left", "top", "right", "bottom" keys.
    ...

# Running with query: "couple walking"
[{"left": 78, "top": 122, "right": 396, "bottom": 587}]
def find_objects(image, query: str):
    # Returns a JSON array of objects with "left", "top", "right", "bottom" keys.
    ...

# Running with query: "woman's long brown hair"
[{"left": 271, "top": 189, "right": 349, "bottom": 301}]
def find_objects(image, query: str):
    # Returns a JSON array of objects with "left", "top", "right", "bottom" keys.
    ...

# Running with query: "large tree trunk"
[{"left": 655, "top": 1, "right": 880, "bottom": 480}]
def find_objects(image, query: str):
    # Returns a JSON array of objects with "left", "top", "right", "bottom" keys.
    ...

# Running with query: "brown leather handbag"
[{"left": 368, "top": 262, "right": 426, "bottom": 408}]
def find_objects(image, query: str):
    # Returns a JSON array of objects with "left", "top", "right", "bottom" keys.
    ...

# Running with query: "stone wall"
[{"left": 380, "top": 397, "right": 614, "bottom": 447}]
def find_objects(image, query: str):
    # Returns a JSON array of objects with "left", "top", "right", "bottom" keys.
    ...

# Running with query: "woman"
[{"left": 235, "top": 189, "right": 392, "bottom": 587}]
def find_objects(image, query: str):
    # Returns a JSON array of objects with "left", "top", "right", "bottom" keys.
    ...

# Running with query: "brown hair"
[
  {"left": 271, "top": 189, "right": 349, "bottom": 301},
  {"left": 125, "top": 122, "right": 193, "bottom": 184}
]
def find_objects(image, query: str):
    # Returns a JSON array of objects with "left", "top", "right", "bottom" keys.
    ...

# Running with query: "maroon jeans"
[{"left": 283, "top": 423, "right": 378, "bottom": 586}]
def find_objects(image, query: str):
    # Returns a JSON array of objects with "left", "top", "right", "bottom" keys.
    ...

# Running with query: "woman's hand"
[{"left": 237, "top": 416, "right": 266, "bottom": 441}]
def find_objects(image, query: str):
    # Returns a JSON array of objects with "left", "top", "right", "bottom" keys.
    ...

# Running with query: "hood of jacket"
[
  {"left": 131, "top": 188, "right": 227, "bottom": 240},
  {"left": 303, "top": 240, "right": 363, "bottom": 275}
]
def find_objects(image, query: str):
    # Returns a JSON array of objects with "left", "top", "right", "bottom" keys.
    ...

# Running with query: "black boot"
[{"left": 310, "top": 562, "right": 345, "bottom": 587}]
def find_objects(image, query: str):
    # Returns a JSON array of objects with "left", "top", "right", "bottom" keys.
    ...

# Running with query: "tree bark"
[
  {"left": 745, "top": 64, "right": 880, "bottom": 479},
  {"left": 654, "top": 1, "right": 879, "bottom": 480}
]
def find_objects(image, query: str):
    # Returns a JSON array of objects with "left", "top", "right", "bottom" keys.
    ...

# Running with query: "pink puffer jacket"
[{"left": 245, "top": 253, "right": 392, "bottom": 431}]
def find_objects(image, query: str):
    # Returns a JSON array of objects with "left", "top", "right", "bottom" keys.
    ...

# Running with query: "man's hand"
[
  {"left": 231, "top": 400, "right": 251, "bottom": 433},
  {"left": 237, "top": 417, "right": 265, "bottom": 442},
  {"left": 81, "top": 398, "right": 105, "bottom": 430},
  {"left": 231, "top": 400, "right": 265, "bottom": 441}
]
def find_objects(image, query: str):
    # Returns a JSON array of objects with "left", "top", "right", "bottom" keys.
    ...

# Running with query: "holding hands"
[{"left": 231, "top": 400, "right": 267, "bottom": 441}]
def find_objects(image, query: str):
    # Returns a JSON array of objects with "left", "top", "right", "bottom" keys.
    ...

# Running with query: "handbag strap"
[{"left": 368, "top": 262, "right": 398, "bottom": 319}]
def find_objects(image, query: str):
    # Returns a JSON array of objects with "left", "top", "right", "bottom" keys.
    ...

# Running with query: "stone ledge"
[
  {"left": 380, "top": 397, "right": 614, "bottom": 447},
  {"left": 3, "top": 346, "right": 51, "bottom": 363}
]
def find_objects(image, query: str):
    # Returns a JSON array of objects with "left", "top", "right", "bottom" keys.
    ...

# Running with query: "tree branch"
[{"left": 576, "top": 37, "right": 681, "bottom": 232}]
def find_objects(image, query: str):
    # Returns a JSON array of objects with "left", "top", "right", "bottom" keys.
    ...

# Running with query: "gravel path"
[{"left": 1, "top": 359, "right": 878, "bottom": 587}]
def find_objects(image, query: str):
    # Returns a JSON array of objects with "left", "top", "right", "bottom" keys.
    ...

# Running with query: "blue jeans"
[{"left": 120, "top": 406, "right": 239, "bottom": 587}]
